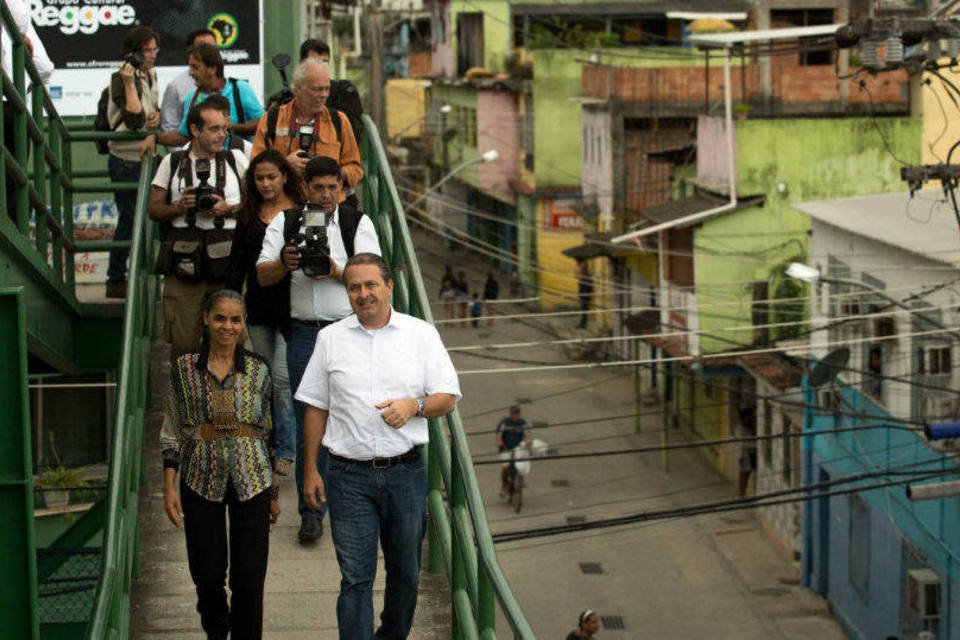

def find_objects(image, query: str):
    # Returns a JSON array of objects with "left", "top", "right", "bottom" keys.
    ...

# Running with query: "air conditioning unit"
[
  {"left": 818, "top": 388, "right": 840, "bottom": 413},
  {"left": 907, "top": 568, "right": 941, "bottom": 619},
  {"left": 923, "top": 394, "right": 959, "bottom": 421}
]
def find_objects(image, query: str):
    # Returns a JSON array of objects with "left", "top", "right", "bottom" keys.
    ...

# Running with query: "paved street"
[{"left": 417, "top": 229, "right": 847, "bottom": 639}]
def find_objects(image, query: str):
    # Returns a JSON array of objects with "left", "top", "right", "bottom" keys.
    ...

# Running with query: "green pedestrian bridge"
[{"left": 0, "top": 4, "right": 533, "bottom": 637}]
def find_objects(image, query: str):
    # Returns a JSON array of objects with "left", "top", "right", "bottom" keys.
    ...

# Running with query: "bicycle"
[{"left": 504, "top": 447, "right": 525, "bottom": 513}]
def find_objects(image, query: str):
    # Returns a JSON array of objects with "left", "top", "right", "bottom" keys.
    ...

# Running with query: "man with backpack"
[
  {"left": 251, "top": 59, "right": 362, "bottom": 195},
  {"left": 158, "top": 29, "right": 217, "bottom": 141},
  {"left": 255, "top": 156, "right": 380, "bottom": 544},
  {"left": 103, "top": 26, "right": 161, "bottom": 299},
  {"left": 147, "top": 97, "right": 248, "bottom": 362},
  {"left": 156, "top": 43, "right": 264, "bottom": 148}
]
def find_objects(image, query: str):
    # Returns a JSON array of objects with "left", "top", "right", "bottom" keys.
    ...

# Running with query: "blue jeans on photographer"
[
  {"left": 246, "top": 324, "right": 296, "bottom": 461},
  {"left": 107, "top": 155, "right": 140, "bottom": 284},
  {"left": 327, "top": 454, "right": 427, "bottom": 640},
  {"left": 286, "top": 319, "right": 329, "bottom": 522}
]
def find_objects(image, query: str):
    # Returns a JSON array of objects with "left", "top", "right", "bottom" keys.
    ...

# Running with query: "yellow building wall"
[
  {"left": 537, "top": 228, "right": 583, "bottom": 310},
  {"left": 386, "top": 79, "right": 427, "bottom": 140},
  {"left": 923, "top": 64, "right": 960, "bottom": 166}
]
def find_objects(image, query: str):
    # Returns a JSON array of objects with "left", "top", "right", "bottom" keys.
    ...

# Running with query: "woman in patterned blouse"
[{"left": 160, "top": 288, "right": 279, "bottom": 640}]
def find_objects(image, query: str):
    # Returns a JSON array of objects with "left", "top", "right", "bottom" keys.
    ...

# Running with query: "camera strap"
[{"left": 289, "top": 101, "right": 322, "bottom": 153}]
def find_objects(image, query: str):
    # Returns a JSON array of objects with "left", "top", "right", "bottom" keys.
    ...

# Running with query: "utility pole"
[{"left": 366, "top": 0, "right": 386, "bottom": 132}]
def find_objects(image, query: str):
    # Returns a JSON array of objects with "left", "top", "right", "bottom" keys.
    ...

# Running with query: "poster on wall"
[
  {"left": 30, "top": 0, "right": 264, "bottom": 116},
  {"left": 543, "top": 197, "right": 583, "bottom": 231}
]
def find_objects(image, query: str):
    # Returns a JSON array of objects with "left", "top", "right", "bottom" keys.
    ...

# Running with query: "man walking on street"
[
  {"left": 298, "top": 253, "right": 461, "bottom": 639},
  {"left": 256, "top": 157, "right": 380, "bottom": 544}
]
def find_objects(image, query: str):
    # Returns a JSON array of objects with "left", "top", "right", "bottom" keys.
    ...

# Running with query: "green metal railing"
[
  {"left": 361, "top": 117, "right": 535, "bottom": 639},
  {"left": 85, "top": 160, "right": 158, "bottom": 639},
  {"left": 0, "top": 1, "right": 156, "bottom": 637}
]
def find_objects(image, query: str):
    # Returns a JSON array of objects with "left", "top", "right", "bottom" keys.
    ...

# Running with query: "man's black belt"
[
  {"left": 292, "top": 319, "right": 334, "bottom": 329},
  {"left": 329, "top": 445, "right": 423, "bottom": 469}
]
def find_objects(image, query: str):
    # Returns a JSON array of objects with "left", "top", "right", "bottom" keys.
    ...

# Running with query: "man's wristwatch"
[{"left": 415, "top": 398, "right": 426, "bottom": 417}]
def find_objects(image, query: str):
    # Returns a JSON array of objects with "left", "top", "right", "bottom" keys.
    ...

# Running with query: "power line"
[
  {"left": 472, "top": 422, "right": 923, "bottom": 465},
  {"left": 453, "top": 325, "right": 960, "bottom": 375},
  {"left": 491, "top": 465, "right": 958, "bottom": 543}
]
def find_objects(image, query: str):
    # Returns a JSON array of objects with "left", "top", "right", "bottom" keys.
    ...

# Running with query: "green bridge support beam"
[{"left": 0, "top": 288, "right": 40, "bottom": 639}]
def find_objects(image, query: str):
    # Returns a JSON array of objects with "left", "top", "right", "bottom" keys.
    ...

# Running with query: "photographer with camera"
[
  {"left": 104, "top": 26, "right": 161, "bottom": 299},
  {"left": 256, "top": 156, "right": 379, "bottom": 544},
  {"left": 251, "top": 59, "right": 362, "bottom": 193},
  {"left": 148, "top": 97, "right": 249, "bottom": 363}
]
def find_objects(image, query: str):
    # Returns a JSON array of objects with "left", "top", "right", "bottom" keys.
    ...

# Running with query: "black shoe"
[{"left": 298, "top": 517, "right": 323, "bottom": 543}]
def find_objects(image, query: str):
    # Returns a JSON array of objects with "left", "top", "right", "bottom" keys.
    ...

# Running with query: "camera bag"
[{"left": 202, "top": 154, "right": 236, "bottom": 282}]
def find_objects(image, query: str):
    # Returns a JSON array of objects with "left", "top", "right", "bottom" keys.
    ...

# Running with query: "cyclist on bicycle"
[{"left": 496, "top": 405, "right": 531, "bottom": 496}]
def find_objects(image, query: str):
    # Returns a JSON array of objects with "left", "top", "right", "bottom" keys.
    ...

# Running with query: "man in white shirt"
[
  {"left": 257, "top": 156, "right": 380, "bottom": 543},
  {"left": 148, "top": 97, "right": 248, "bottom": 362},
  {"left": 297, "top": 253, "right": 460, "bottom": 640}
]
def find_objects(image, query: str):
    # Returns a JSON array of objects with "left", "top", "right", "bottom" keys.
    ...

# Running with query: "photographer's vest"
[
  {"left": 155, "top": 150, "right": 241, "bottom": 283},
  {"left": 274, "top": 204, "right": 364, "bottom": 336}
]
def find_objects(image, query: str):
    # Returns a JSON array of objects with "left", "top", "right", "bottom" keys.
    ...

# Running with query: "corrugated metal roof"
[
  {"left": 739, "top": 353, "right": 803, "bottom": 390},
  {"left": 632, "top": 193, "right": 765, "bottom": 227},
  {"left": 793, "top": 192, "right": 960, "bottom": 267}
]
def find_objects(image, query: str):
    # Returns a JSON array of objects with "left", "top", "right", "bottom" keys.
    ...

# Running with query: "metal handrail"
[
  {"left": 0, "top": 2, "right": 158, "bottom": 637},
  {"left": 86, "top": 159, "right": 159, "bottom": 639},
  {"left": 360, "top": 115, "right": 535, "bottom": 639}
]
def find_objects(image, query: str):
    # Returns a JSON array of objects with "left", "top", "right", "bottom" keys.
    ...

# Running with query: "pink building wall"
[{"left": 477, "top": 88, "right": 518, "bottom": 205}]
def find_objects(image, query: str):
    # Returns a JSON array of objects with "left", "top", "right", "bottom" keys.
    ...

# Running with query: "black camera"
[
  {"left": 297, "top": 205, "right": 331, "bottom": 276},
  {"left": 297, "top": 123, "right": 314, "bottom": 159},
  {"left": 192, "top": 159, "right": 221, "bottom": 212},
  {"left": 123, "top": 51, "right": 145, "bottom": 70}
]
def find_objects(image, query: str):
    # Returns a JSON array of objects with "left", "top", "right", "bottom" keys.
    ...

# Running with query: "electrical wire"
[{"left": 490, "top": 465, "right": 958, "bottom": 543}]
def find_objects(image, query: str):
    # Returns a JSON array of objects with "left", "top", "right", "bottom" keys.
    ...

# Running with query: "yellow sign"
[{"left": 207, "top": 13, "right": 239, "bottom": 48}]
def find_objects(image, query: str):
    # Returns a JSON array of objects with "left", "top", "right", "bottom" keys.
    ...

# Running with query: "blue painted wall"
[{"left": 804, "top": 380, "right": 960, "bottom": 639}]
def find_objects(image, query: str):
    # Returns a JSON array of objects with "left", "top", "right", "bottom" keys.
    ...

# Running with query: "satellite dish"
[{"left": 808, "top": 347, "right": 850, "bottom": 387}]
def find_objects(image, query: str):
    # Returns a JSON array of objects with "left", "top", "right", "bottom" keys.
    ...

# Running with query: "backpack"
[
  {"left": 94, "top": 72, "right": 143, "bottom": 155},
  {"left": 282, "top": 203, "right": 364, "bottom": 258},
  {"left": 326, "top": 79, "right": 364, "bottom": 140}
]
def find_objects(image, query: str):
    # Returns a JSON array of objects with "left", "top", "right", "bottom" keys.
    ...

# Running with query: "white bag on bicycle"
[{"left": 530, "top": 438, "right": 549, "bottom": 457}]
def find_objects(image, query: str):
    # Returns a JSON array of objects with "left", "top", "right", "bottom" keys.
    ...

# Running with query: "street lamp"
[
  {"left": 406, "top": 149, "right": 499, "bottom": 212},
  {"left": 785, "top": 262, "right": 821, "bottom": 283}
]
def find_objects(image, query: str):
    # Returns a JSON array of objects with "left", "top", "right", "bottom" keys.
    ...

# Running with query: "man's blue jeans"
[
  {"left": 287, "top": 320, "right": 329, "bottom": 521},
  {"left": 247, "top": 324, "right": 296, "bottom": 461},
  {"left": 327, "top": 455, "right": 427, "bottom": 640},
  {"left": 107, "top": 155, "right": 140, "bottom": 284}
]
